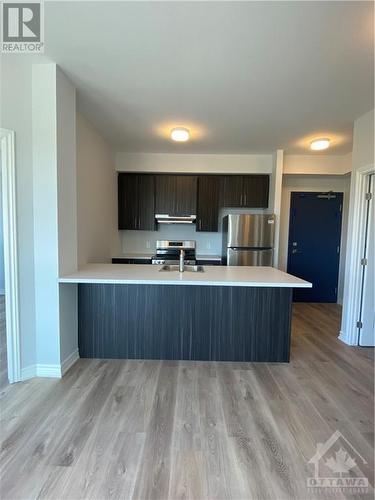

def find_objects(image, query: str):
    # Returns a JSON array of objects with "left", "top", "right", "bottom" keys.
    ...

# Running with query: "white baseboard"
[
  {"left": 20, "top": 349, "right": 80, "bottom": 380},
  {"left": 21, "top": 364, "right": 37, "bottom": 380},
  {"left": 61, "top": 349, "right": 79, "bottom": 376},
  {"left": 21, "top": 364, "right": 61, "bottom": 379},
  {"left": 36, "top": 364, "right": 62, "bottom": 378},
  {"left": 338, "top": 330, "right": 356, "bottom": 346}
]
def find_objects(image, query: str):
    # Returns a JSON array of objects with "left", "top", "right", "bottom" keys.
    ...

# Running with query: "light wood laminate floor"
[{"left": 0, "top": 303, "right": 373, "bottom": 500}]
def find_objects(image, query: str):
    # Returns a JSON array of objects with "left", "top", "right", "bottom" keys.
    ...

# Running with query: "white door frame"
[
  {"left": 340, "top": 163, "right": 375, "bottom": 346},
  {"left": 0, "top": 129, "right": 21, "bottom": 383}
]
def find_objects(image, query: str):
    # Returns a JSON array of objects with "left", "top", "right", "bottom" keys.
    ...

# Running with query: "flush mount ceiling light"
[
  {"left": 310, "top": 138, "right": 330, "bottom": 151},
  {"left": 171, "top": 127, "right": 190, "bottom": 142}
]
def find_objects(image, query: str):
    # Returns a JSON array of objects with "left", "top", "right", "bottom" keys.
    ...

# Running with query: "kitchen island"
[{"left": 59, "top": 264, "right": 311, "bottom": 362}]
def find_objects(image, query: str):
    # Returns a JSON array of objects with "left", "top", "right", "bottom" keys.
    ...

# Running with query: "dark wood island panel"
[{"left": 78, "top": 284, "right": 292, "bottom": 362}]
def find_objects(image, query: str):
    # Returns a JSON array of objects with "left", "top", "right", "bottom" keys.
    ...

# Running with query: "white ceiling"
[{"left": 44, "top": 1, "right": 374, "bottom": 154}]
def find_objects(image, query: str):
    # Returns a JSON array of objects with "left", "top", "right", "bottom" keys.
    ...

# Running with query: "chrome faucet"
[{"left": 179, "top": 249, "right": 185, "bottom": 272}]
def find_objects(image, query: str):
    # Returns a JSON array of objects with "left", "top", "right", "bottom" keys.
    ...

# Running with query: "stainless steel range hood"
[{"left": 155, "top": 214, "right": 196, "bottom": 224}]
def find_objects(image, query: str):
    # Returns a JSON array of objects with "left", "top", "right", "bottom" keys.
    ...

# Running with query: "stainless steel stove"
[{"left": 151, "top": 240, "right": 196, "bottom": 265}]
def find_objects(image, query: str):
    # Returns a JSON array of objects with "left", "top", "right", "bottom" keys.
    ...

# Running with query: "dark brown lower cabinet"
[
  {"left": 112, "top": 258, "right": 152, "bottom": 264},
  {"left": 78, "top": 284, "right": 292, "bottom": 362},
  {"left": 196, "top": 259, "right": 222, "bottom": 265}
]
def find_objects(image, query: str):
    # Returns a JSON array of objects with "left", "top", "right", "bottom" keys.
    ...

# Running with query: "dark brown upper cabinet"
[
  {"left": 118, "top": 173, "right": 269, "bottom": 233},
  {"left": 155, "top": 175, "right": 197, "bottom": 216},
  {"left": 118, "top": 173, "right": 155, "bottom": 230},
  {"left": 196, "top": 176, "right": 221, "bottom": 232},
  {"left": 223, "top": 175, "right": 269, "bottom": 208},
  {"left": 223, "top": 176, "right": 244, "bottom": 207},
  {"left": 242, "top": 175, "right": 269, "bottom": 207}
]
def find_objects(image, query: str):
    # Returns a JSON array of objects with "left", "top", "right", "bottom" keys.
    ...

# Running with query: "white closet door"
[{"left": 359, "top": 174, "right": 375, "bottom": 346}]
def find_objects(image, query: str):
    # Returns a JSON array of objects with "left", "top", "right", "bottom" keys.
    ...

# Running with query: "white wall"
[
  {"left": 116, "top": 152, "right": 273, "bottom": 174},
  {"left": 1, "top": 57, "right": 120, "bottom": 378},
  {"left": 76, "top": 113, "right": 120, "bottom": 266},
  {"left": 284, "top": 153, "right": 352, "bottom": 175},
  {"left": 341, "top": 109, "right": 375, "bottom": 343},
  {"left": 56, "top": 67, "right": 78, "bottom": 365},
  {"left": 350, "top": 110, "right": 374, "bottom": 170},
  {"left": 1, "top": 57, "right": 37, "bottom": 369},
  {"left": 279, "top": 174, "right": 351, "bottom": 304},
  {"left": 32, "top": 64, "right": 78, "bottom": 371},
  {"left": 271, "top": 150, "right": 284, "bottom": 267},
  {"left": 0, "top": 167, "right": 4, "bottom": 294},
  {"left": 121, "top": 225, "right": 220, "bottom": 256},
  {"left": 32, "top": 64, "right": 61, "bottom": 367}
]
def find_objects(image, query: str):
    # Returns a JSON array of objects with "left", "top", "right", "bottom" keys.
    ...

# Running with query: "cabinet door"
[
  {"left": 175, "top": 176, "right": 197, "bottom": 215},
  {"left": 242, "top": 175, "right": 269, "bottom": 208},
  {"left": 118, "top": 173, "right": 139, "bottom": 229},
  {"left": 138, "top": 175, "right": 155, "bottom": 230},
  {"left": 223, "top": 176, "right": 243, "bottom": 207},
  {"left": 155, "top": 175, "right": 176, "bottom": 215},
  {"left": 196, "top": 176, "right": 220, "bottom": 232},
  {"left": 155, "top": 175, "right": 197, "bottom": 216},
  {"left": 112, "top": 258, "right": 152, "bottom": 264}
]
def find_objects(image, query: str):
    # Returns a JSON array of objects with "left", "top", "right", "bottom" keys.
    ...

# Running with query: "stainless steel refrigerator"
[{"left": 222, "top": 214, "right": 275, "bottom": 266}]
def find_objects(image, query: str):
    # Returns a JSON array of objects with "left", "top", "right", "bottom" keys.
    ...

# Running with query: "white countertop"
[{"left": 59, "top": 264, "right": 312, "bottom": 288}]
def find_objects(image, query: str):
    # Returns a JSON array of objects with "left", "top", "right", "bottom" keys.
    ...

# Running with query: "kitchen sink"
[{"left": 159, "top": 265, "right": 205, "bottom": 273}]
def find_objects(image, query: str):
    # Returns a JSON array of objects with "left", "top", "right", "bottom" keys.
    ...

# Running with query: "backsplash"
[{"left": 120, "top": 207, "right": 269, "bottom": 256}]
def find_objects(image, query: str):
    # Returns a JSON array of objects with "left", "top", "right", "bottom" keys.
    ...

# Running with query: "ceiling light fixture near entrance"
[
  {"left": 171, "top": 127, "right": 190, "bottom": 142},
  {"left": 310, "top": 138, "right": 330, "bottom": 151}
]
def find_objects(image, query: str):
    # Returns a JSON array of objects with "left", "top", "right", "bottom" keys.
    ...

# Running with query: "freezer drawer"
[{"left": 227, "top": 248, "right": 273, "bottom": 266}]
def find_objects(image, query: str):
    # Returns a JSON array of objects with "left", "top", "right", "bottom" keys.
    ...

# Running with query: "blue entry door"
[{"left": 287, "top": 192, "right": 343, "bottom": 302}]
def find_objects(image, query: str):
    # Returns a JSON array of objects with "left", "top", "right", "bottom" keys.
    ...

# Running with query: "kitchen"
[{"left": 61, "top": 170, "right": 311, "bottom": 362}]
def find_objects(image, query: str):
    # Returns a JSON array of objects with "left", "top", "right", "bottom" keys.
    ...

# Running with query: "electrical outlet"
[
  {"left": 206, "top": 242, "right": 211, "bottom": 249},
  {"left": 146, "top": 240, "right": 151, "bottom": 249}
]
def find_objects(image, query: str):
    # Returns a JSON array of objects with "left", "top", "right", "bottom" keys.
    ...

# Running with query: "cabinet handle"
[
  {"left": 199, "top": 219, "right": 202, "bottom": 230},
  {"left": 240, "top": 194, "right": 243, "bottom": 206},
  {"left": 244, "top": 194, "right": 247, "bottom": 206}
]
